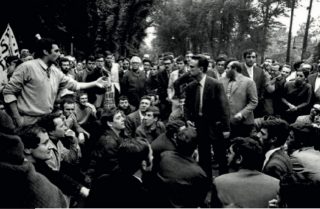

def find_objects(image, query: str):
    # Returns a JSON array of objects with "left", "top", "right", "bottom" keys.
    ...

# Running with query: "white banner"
[{"left": 0, "top": 24, "right": 19, "bottom": 72}]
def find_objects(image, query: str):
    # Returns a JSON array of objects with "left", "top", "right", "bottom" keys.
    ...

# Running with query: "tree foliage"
[
  {"left": 152, "top": 0, "right": 292, "bottom": 60},
  {"left": 0, "top": 0, "right": 155, "bottom": 58}
]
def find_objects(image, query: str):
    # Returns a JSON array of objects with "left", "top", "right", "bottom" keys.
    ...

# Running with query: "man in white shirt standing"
[{"left": 240, "top": 49, "right": 267, "bottom": 117}]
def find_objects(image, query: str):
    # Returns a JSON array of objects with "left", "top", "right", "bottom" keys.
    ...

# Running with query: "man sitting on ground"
[{"left": 136, "top": 106, "right": 166, "bottom": 143}]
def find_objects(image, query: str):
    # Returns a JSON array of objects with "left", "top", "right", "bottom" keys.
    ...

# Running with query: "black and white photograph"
[{"left": 0, "top": 0, "right": 320, "bottom": 208}]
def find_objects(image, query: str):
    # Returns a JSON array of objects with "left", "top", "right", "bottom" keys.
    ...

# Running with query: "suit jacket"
[
  {"left": 262, "top": 149, "right": 293, "bottom": 180},
  {"left": 220, "top": 74, "right": 258, "bottom": 125},
  {"left": 125, "top": 110, "right": 142, "bottom": 137},
  {"left": 212, "top": 170, "right": 279, "bottom": 208},
  {"left": 153, "top": 69, "right": 170, "bottom": 102},
  {"left": 88, "top": 129, "right": 125, "bottom": 180},
  {"left": 87, "top": 171, "right": 155, "bottom": 208},
  {"left": 184, "top": 76, "right": 230, "bottom": 132},
  {"left": 156, "top": 151, "right": 209, "bottom": 208},
  {"left": 307, "top": 73, "right": 320, "bottom": 105},
  {"left": 240, "top": 63, "right": 266, "bottom": 99}
]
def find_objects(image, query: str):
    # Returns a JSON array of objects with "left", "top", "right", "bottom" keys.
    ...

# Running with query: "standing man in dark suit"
[
  {"left": 241, "top": 49, "right": 267, "bottom": 117},
  {"left": 307, "top": 63, "right": 320, "bottom": 105},
  {"left": 184, "top": 55, "right": 230, "bottom": 178},
  {"left": 220, "top": 60, "right": 258, "bottom": 138}
]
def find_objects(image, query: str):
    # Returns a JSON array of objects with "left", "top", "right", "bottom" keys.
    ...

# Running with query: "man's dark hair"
[
  {"left": 163, "top": 56, "right": 173, "bottom": 63},
  {"left": 243, "top": 49, "right": 257, "bottom": 59},
  {"left": 176, "top": 55, "right": 186, "bottom": 63},
  {"left": 100, "top": 107, "right": 123, "bottom": 125},
  {"left": 59, "top": 57, "right": 70, "bottom": 66},
  {"left": 296, "top": 68, "right": 310, "bottom": 78},
  {"left": 176, "top": 127, "right": 197, "bottom": 156},
  {"left": 18, "top": 124, "right": 47, "bottom": 149},
  {"left": 216, "top": 57, "right": 227, "bottom": 64},
  {"left": 230, "top": 137, "right": 264, "bottom": 170},
  {"left": 95, "top": 54, "right": 104, "bottom": 60},
  {"left": 119, "top": 95, "right": 129, "bottom": 101},
  {"left": 140, "top": 95, "right": 151, "bottom": 102},
  {"left": 230, "top": 61, "right": 242, "bottom": 73},
  {"left": 290, "top": 122, "right": 316, "bottom": 147},
  {"left": 37, "top": 112, "right": 62, "bottom": 133},
  {"left": 34, "top": 38, "right": 57, "bottom": 58},
  {"left": 225, "top": 58, "right": 237, "bottom": 69},
  {"left": 261, "top": 119, "right": 289, "bottom": 147},
  {"left": 142, "top": 59, "right": 152, "bottom": 66},
  {"left": 87, "top": 55, "right": 96, "bottom": 62},
  {"left": 293, "top": 61, "right": 303, "bottom": 71},
  {"left": 118, "top": 138, "right": 151, "bottom": 174},
  {"left": 104, "top": 50, "right": 113, "bottom": 57},
  {"left": 191, "top": 55, "right": 209, "bottom": 73},
  {"left": 60, "top": 97, "right": 75, "bottom": 110},
  {"left": 165, "top": 119, "right": 186, "bottom": 139},
  {"left": 145, "top": 106, "right": 160, "bottom": 119},
  {"left": 118, "top": 56, "right": 125, "bottom": 62}
]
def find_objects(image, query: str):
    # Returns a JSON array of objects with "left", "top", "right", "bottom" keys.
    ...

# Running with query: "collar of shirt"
[
  {"left": 133, "top": 174, "right": 143, "bottom": 183},
  {"left": 263, "top": 147, "right": 281, "bottom": 168},
  {"left": 245, "top": 63, "right": 253, "bottom": 72},
  {"left": 199, "top": 74, "right": 206, "bottom": 87},
  {"left": 38, "top": 58, "right": 48, "bottom": 70},
  {"left": 139, "top": 110, "right": 144, "bottom": 121}
]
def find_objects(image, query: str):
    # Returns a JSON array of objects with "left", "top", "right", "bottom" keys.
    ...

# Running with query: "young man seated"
[
  {"left": 18, "top": 124, "right": 89, "bottom": 200},
  {"left": 37, "top": 112, "right": 81, "bottom": 171},
  {"left": 118, "top": 95, "right": 136, "bottom": 115},
  {"left": 136, "top": 106, "right": 166, "bottom": 143},
  {"left": 75, "top": 92, "right": 97, "bottom": 126},
  {"left": 87, "top": 138, "right": 156, "bottom": 207},
  {"left": 87, "top": 107, "right": 127, "bottom": 182}
]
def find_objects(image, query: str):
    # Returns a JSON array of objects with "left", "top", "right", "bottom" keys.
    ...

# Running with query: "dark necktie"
[{"left": 195, "top": 82, "right": 201, "bottom": 116}]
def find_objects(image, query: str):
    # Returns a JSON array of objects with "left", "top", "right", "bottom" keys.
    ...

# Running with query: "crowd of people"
[{"left": 1, "top": 38, "right": 320, "bottom": 208}]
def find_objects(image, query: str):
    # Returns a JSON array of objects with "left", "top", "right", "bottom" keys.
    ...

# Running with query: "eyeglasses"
[
  {"left": 164, "top": 63, "right": 171, "bottom": 66},
  {"left": 246, "top": 56, "right": 256, "bottom": 59}
]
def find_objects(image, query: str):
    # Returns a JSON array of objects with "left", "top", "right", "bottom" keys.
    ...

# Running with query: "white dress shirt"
[
  {"left": 315, "top": 73, "right": 320, "bottom": 93},
  {"left": 199, "top": 74, "right": 206, "bottom": 116},
  {"left": 245, "top": 64, "right": 254, "bottom": 80}
]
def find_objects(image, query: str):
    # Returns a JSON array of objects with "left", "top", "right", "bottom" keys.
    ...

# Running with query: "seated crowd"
[{"left": 1, "top": 38, "right": 320, "bottom": 208}]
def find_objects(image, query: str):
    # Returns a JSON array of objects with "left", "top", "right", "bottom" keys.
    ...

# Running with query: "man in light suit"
[
  {"left": 220, "top": 60, "right": 258, "bottom": 138},
  {"left": 240, "top": 49, "right": 267, "bottom": 117},
  {"left": 307, "top": 63, "right": 320, "bottom": 105},
  {"left": 212, "top": 137, "right": 279, "bottom": 208},
  {"left": 184, "top": 55, "right": 230, "bottom": 177}
]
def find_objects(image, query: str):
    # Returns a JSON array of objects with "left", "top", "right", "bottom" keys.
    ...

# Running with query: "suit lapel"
[
  {"left": 253, "top": 66, "right": 259, "bottom": 83},
  {"left": 231, "top": 77, "right": 242, "bottom": 96},
  {"left": 203, "top": 77, "right": 210, "bottom": 104},
  {"left": 241, "top": 63, "right": 250, "bottom": 78},
  {"left": 310, "top": 74, "right": 317, "bottom": 90}
]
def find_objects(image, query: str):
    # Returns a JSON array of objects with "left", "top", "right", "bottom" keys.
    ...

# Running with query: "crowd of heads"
[{"left": 1, "top": 37, "right": 320, "bottom": 208}]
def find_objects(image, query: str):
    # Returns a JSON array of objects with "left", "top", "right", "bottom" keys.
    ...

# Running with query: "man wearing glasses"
[
  {"left": 3, "top": 39, "right": 109, "bottom": 127},
  {"left": 241, "top": 49, "right": 267, "bottom": 117}
]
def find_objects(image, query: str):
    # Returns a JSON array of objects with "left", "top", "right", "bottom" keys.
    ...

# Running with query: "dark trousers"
[{"left": 196, "top": 118, "right": 228, "bottom": 180}]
